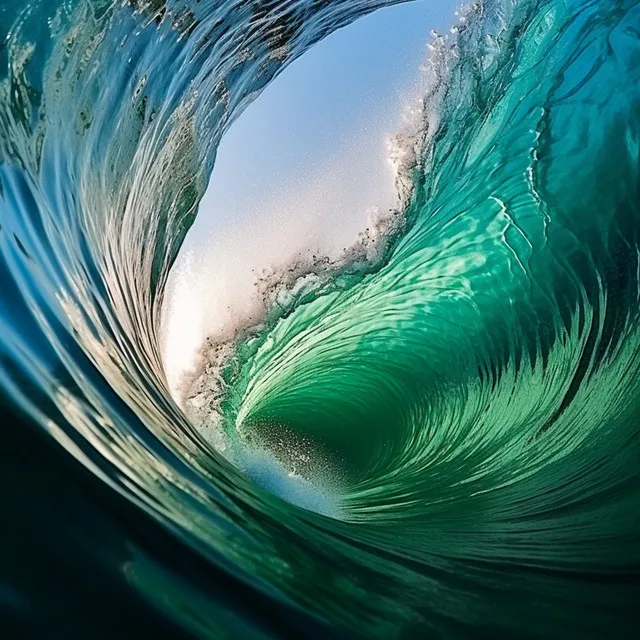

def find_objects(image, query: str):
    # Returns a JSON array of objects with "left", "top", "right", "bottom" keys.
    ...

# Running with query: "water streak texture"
[{"left": 1, "top": 0, "right": 639, "bottom": 637}]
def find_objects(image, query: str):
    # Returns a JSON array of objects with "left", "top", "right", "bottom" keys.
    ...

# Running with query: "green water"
[{"left": 188, "top": 0, "right": 640, "bottom": 553}]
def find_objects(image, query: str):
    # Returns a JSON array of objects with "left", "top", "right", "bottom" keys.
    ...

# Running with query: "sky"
[{"left": 163, "top": 0, "right": 460, "bottom": 395}]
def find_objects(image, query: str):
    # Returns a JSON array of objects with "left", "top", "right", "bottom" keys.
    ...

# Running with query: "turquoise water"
[{"left": 1, "top": 0, "right": 639, "bottom": 637}]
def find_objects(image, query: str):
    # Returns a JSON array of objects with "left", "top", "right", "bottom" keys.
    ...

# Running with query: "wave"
[{"left": 1, "top": 0, "right": 640, "bottom": 637}]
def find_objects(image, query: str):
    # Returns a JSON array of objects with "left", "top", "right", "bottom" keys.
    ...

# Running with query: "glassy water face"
[{"left": 1, "top": 0, "right": 640, "bottom": 638}]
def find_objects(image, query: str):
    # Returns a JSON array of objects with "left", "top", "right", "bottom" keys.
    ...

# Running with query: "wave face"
[{"left": 1, "top": 0, "right": 640, "bottom": 637}]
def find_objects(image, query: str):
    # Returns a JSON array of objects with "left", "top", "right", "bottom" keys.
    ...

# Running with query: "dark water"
[{"left": 1, "top": 0, "right": 640, "bottom": 637}]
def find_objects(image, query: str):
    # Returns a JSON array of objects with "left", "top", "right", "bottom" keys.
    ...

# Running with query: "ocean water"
[{"left": 1, "top": 0, "right": 640, "bottom": 638}]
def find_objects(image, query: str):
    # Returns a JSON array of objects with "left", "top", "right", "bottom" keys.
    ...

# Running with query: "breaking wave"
[{"left": 1, "top": 0, "right": 639, "bottom": 637}]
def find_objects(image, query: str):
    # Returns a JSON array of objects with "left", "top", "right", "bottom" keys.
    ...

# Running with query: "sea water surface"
[{"left": 1, "top": 0, "right": 640, "bottom": 638}]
